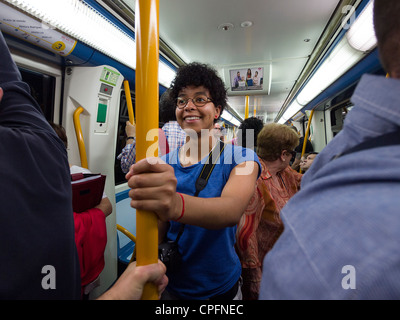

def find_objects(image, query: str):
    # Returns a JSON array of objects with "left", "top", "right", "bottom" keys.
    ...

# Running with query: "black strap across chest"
[
  {"left": 175, "top": 140, "right": 226, "bottom": 242},
  {"left": 333, "top": 129, "right": 400, "bottom": 160}
]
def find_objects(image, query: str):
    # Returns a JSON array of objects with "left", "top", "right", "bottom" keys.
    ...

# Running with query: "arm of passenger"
[
  {"left": 97, "top": 261, "right": 168, "bottom": 300},
  {"left": 117, "top": 141, "right": 136, "bottom": 173},
  {"left": 179, "top": 161, "right": 259, "bottom": 229},
  {"left": 126, "top": 158, "right": 259, "bottom": 230},
  {"left": 236, "top": 184, "right": 263, "bottom": 254},
  {"left": 0, "top": 31, "right": 58, "bottom": 136},
  {"left": 0, "top": 31, "right": 22, "bottom": 85},
  {"left": 95, "top": 197, "right": 113, "bottom": 217}
]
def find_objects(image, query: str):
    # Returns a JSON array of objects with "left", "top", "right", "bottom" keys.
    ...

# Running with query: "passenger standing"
[
  {"left": 0, "top": 29, "right": 167, "bottom": 300},
  {"left": 126, "top": 62, "right": 261, "bottom": 300},
  {"left": 159, "top": 89, "right": 186, "bottom": 151},
  {"left": 49, "top": 122, "right": 111, "bottom": 298},
  {"left": 0, "top": 29, "right": 80, "bottom": 299},
  {"left": 236, "top": 123, "right": 302, "bottom": 300},
  {"left": 118, "top": 91, "right": 185, "bottom": 173},
  {"left": 298, "top": 153, "right": 309, "bottom": 171},
  {"left": 236, "top": 116, "right": 264, "bottom": 151},
  {"left": 259, "top": 0, "right": 400, "bottom": 299},
  {"left": 212, "top": 121, "right": 226, "bottom": 142},
  {"left": 291, "top": 127, "right": 314, "bottom": 171},
  {"left": 117, "top": 120, "right": 137, "bottom": 173}
]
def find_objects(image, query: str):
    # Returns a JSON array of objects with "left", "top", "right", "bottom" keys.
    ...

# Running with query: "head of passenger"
[
  {"left": 299, "top": 153, "right": 309, "bottom": 170},
  {"left": 159, "top": 88, "right": 177, "bottom": 125},
  {"left": 374, "top": 0, "right": 400, "bottom": 78},
  {"left": 257, "top": 123, "right": 299, "bottom": 171},
  {"left": 170, "top": 62, "right": 227, "bottom": 136},
  {"left": 49, "top": 121, "right": 68, "bottom": 149},
  {"left": 237, "top": 116, "right": 264, "bottom": 151},
  {"left": 212, "top": 121, "right": 226, "bottom": 141},
  {"left": 300, "top": 152, "right": 318, "bottom": 173}
]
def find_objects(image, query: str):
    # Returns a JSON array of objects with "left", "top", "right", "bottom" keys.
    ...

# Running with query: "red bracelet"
[{"left": 174, "top": 192, "right": 185, "bottom": 221}]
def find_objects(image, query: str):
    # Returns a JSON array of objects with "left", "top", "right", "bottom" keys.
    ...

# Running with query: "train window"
[
  {"left": 115, "top": 90, "right": 136, "bottom": 185},
  {"left": 330, "top": 103, "right": 353, "bottom": 137},
  {"left": 19, "top": 67, "right": 55, "bottom": 121}
]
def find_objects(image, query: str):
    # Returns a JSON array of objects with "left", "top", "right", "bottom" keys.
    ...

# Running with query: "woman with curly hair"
[{"left": 126, "top": 62, "right": 261, "bottom": 300}]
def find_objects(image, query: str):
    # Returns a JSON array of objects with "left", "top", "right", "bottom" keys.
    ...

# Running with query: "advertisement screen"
[{"left": 229, "top": 67, "right": 264, "bottom": 91}]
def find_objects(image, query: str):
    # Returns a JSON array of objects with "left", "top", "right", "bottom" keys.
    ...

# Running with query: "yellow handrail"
[
  {"left": 135, "top": 0, "right": 160, "bottom": 300},
  {"left": 299, "top": 109, "right": 315, "bottom": 174},
  {"left": 245, "top": 95, "right": 249, "bottom": 119},
  {"left": 116, "top": 224, "right": 136, "bottom": 263},
  {"left": 123, "top": 80, "right": 135, "bottom": 124},
  {"left": 73, "top": 106, "right": 88, "bottom": 169}
]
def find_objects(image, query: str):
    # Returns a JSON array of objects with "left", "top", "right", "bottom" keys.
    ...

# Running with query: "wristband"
[
  {"left": 126, "top": 136, "right": 135, "bottom": 141},
  {"left": 174, "top": 192, "right": 185, "bottom": 221}
]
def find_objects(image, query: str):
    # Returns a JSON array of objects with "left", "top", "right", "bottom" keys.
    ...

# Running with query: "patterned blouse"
[{"left": 236, "top": 157, "right": 302, "bottom": 299}]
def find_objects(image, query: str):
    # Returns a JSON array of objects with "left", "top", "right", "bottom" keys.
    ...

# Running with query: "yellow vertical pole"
[
  {"left": 245, "top": 95, "right": 249, "bottom": 119},
  {"left": 123, "top": 80, "right": 135, "bottom": 124},
  {"left": 135, "top": 0, "right": 159, "bottom": 300},
  {"left": 299, "top": 109, "right": 315, "bottom": 174},
  {"left": 253, "top": 98, "right": 257, "bottom": 117}
]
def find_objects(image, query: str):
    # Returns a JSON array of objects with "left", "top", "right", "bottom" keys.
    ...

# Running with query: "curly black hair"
[
  {"left": 159, "top": 89, "right": 176, "bottom": 123},
  {"left": 169, "top": 62, "right": 227, "bottom": 118},
  {"left": 237, "top": 116, "right": 264, "bottom": 148}
]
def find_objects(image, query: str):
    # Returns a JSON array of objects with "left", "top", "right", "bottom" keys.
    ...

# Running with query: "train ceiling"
[{"left": 114, "top": 0, "right": 343, "bottom": 123}]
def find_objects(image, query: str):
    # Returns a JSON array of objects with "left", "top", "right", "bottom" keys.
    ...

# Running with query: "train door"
[{"left": 62, "top": 65, "right": 123, "bottom": 298}]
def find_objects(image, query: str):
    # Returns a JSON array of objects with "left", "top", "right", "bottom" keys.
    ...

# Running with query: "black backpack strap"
[
  {"left": 195, "top": 141, "right": 226, "bottom": 196},
  {"left": 333, "top": 130, "right": 400, "bottom": 160},
  {"left": 175, "top": 141, "right": 226, "bottom": 242}
]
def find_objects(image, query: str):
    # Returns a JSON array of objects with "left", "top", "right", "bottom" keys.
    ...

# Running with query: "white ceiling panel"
[{"left": 122, "top": 0, "right": 342, "bottom": 123}]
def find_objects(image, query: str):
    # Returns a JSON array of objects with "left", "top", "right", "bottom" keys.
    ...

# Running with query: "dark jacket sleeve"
[{"left": 0, "top": 30, "right": 81, "bottom": 299}]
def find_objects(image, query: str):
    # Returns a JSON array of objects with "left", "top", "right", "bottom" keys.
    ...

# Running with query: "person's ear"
[{"left": 214, "top": 105, "right": 221, "bottom": 119}]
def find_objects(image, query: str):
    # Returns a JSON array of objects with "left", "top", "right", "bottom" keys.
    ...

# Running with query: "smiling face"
[{"left": 175, "top": 85, "right": 221, "bottom": 135}]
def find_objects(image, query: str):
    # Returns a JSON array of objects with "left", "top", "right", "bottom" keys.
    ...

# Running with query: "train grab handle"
[
  {"left": 123, "top": 80, "right": 135, "bottom": 124},
  {"left": 73, "top": 106, "right": 88, "bottom": 169}
]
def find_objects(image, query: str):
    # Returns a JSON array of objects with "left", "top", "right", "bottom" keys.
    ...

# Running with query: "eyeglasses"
[{"left": 176, "top": 95, "right": 213, "bottom": 109}]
